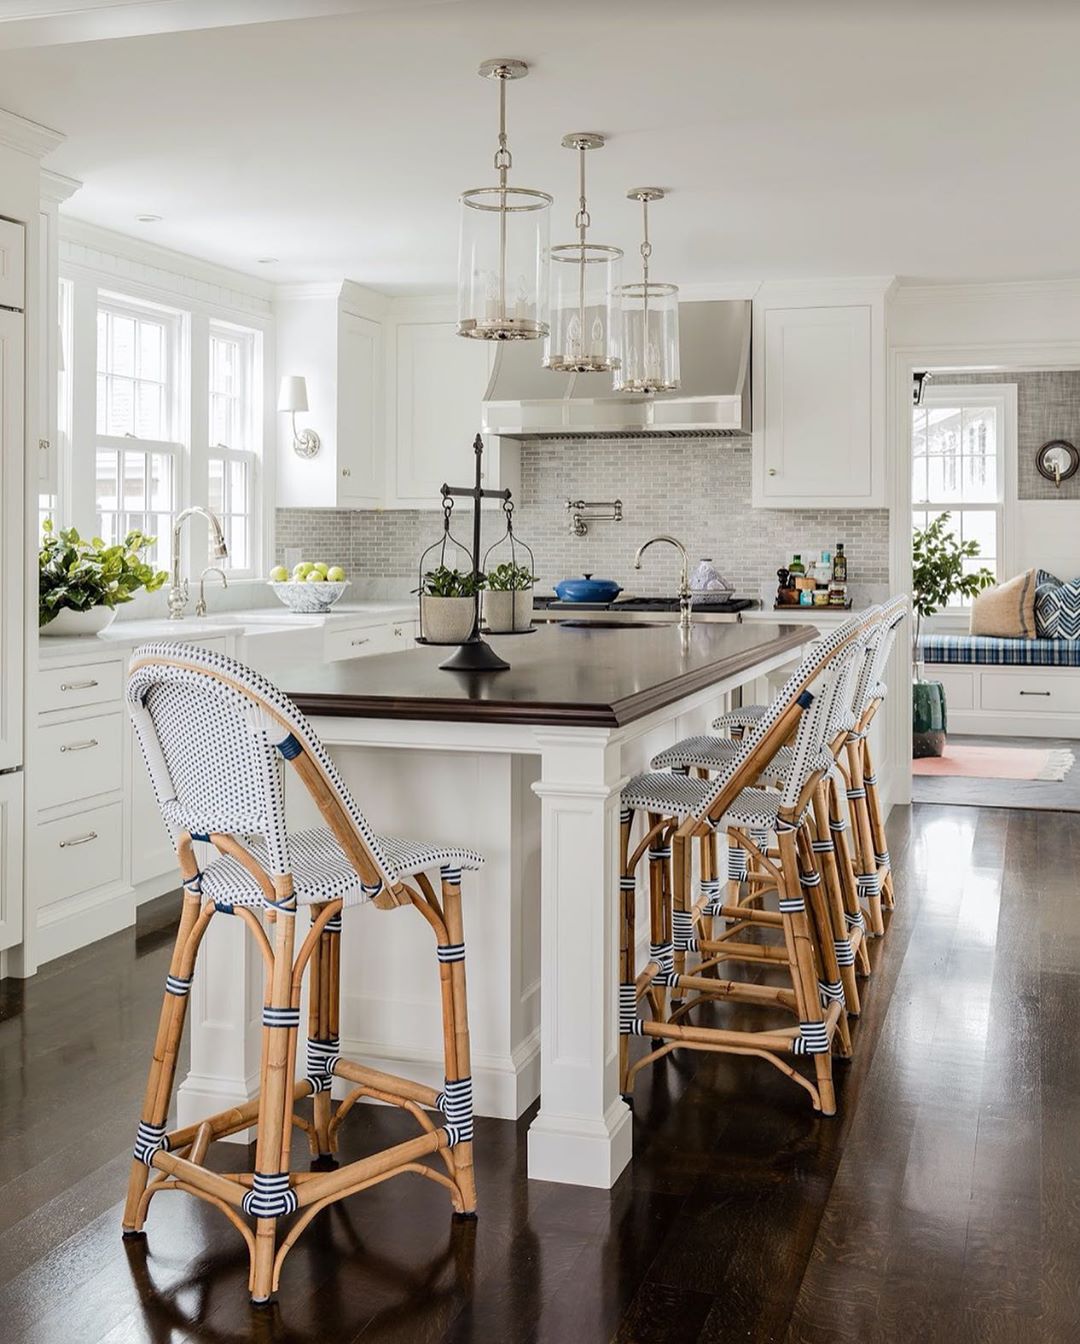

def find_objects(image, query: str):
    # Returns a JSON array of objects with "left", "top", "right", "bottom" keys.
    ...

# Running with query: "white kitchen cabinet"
[
  {"left": 388, "top": 319, "right": 512, "bottom": 507},
  {"left": 0, "top": 217, "right": 24, "bottom": 310},
  {"left": 0, "top": 772, "right": 24, "bottom": 952},
  {"left": 337, "top": 309, "right": 383, "bottom": 506},
  {"left": 752, "top": 281, "right": 891, "bottom": 508},
  {"left": 0, "top": 303, "right": 24, "bottom": 772}
]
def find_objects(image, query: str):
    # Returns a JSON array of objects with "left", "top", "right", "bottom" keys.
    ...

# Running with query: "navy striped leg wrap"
[
  {"left": 845, "top": 910, "right": 866, "bottom": 932},
  {"left": 875, "top": 849, "right": 891, "bottom": 870},
  {"left": 262, "top": 1006, "right": 301, "bottom": 1029},
  {"left": 620, "top": 982, "right": 644, "bottom": 1034},
  {"left": 304, "top": 1037, "right": 340, "bottom": 1093},
  {"left": 213, "top": 900, "right": 234, "bottom": 915},
  {"left": 620, "top": 875, "right": 637, "bottom": 895},
  {"left": 833, "top": 937, "right": 856, "bottom": 968},
  {"left": 673, "top": 909, "right": 699, "bottom": 953},
  {"left": 828, "top": 817, "right": 848, "bottom": 834},
  {"left": 361, "top": 879, "right": 384, "bottom": 899},
  {"left": 700, "top": 877, "right": 723, "bottom": 916},
  {"left": 857, "top": 872, "right": 880, "bottom": 898},
  {"left": 650, "top": 941, "right": 679, "bottom": 987},
  {"left": 436, "top": 1076, "right": 473, "bottom": 1145},
  {"left": 800, "top": 870, "right": 822, "bottom": 890},
  {"left": 846, "top": 788, "right": 867, "bottom": 802},
  {"left": 263, "top": 892, "right": 298, "bottom": 914},
  {"left": 181, "top": 871, "right": 202, "bottom": 895},
  {"left": 437, "top": 941, "right": 466, "bottom": 963},
  {"left": 620, "top": 807, "right": 632, "bottom": 825},
  {"left": 818, "top": 979, "right": 846, "bottom": 1007},
  {"left": 811, "top": 840, "right": 835, "bottom": 856},
  {"left": 440, "top": 865, "right": 462, "bottom": 887},
  {"left": 133, "top": 1120, "right": 170, "bottom": 1166},
  {"left": 242, "top": 1172, "right": 299, "bottom": 1219},
  {"left": 727, "top": 843, "right": 748, "bottom": 882},
  {"left": 778, "top": 896, "right": 806, "bottom": 914},
  {"left": 165, "top": 973, "right": 192, "bottom": 997},
  {"left": 791, "top": 1020, "right": 830, "bottom": 1055},
  {"left": 324, "top": 912, "right": 343, "bottom": 933},
  {"left": 648, "top": 846, "right": 672, "bottom": 863}
]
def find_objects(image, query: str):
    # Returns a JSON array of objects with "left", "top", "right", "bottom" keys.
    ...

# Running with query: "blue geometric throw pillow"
[{"left": 1035, "top": 574, "right": 1080, "bottom": 639}]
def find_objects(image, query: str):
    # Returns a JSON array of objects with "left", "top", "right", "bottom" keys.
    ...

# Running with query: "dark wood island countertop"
[{"left": 269, "top": 620, "right": 816, "bottom": 729}]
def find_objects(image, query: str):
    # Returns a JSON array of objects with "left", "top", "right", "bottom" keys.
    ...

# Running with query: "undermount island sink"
[{"left": 554, "top": 619, "right": 668, "bottom": 629}]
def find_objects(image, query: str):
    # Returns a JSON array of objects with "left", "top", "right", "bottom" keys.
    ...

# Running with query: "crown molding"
[
  {"left": 40, "top": 167, "right": 81, "bottom": 204},
  {"left": 892, "top": 276, "right": 1080, "bottom": 307},
  {"left": 274, "top": 281, "right": 346, "bottom": 302},
  {"left": 59, "top": 215, "right": 273, "bottom": 305},
  {"left": 0, "top": 104, "right": 63, "bottom": 158}
]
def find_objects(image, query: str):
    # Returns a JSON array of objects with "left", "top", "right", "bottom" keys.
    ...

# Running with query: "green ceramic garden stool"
[{"left": 913, "top": 679, "right": 947, "bottom": 758}]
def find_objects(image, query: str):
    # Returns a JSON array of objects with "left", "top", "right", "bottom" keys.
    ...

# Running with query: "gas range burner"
[{"left": 534, "top": 595, "right": 757, "bottom": 614}]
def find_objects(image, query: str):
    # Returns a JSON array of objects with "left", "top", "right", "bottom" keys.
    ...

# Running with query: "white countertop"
[{"left": 37, "top": 600, "right": 417, "bottom": 662}]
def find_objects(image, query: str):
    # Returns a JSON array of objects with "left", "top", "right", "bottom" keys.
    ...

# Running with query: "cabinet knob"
[
  {"left": 341, "top": 467, "right": 351, "bottom": 477},
  {"left": 768, "top": 468, "right": 777, "bottom": 477}
]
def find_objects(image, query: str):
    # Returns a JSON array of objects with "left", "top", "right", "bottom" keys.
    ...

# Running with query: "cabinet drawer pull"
[
  {"left": 60, "top": 738, "right": 99, "bottom": 753},
  {"left": 1019, "top": 690, "right": 1051, "bottom": 697},
  {"left": 768, "top": 468, "right": 777, "bottom": 476},
  {"left": 59, "top": 831, "right": 98, "bottom": 848},
  {"left": 59, "top": 679, "right": 99, "bottom": 692},
  {"left": 350, "top": 637, "right": 370, "bottom": 647}
]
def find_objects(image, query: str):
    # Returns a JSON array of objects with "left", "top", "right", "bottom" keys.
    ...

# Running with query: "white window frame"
[
  {"left": 912, "top": 383, "right": 1018, "bottom": 627},
  {"left": 205, "top": 320, "right": 260, "bottom": 578}
]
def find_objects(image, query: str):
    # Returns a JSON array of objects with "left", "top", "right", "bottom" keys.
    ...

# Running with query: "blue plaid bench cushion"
[{"left": 918, "top": 634, "right": 1080, "bottom": 667}]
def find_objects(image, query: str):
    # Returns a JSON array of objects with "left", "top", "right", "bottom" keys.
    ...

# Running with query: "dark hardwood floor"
[{"left": 1, "top": 802, "right": 1077, "bottom": 1343}]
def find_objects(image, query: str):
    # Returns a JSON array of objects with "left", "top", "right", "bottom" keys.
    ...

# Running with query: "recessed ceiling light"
[
  {"left": 135, "top": 213, "right": 162, "bottom": 223},
  {"left": 256, "top": 257, "right": 279, "bottom": 265}
]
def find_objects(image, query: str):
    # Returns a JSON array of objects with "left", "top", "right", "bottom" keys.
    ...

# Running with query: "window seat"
[{"left": 918, "top": 634, "right": 1080, "bottom": 668}]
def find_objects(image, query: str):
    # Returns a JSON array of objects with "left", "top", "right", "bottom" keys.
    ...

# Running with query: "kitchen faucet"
[
  {"left": 168, "top": 506, "right": 228, "bottom": 620},
  {"left": 634, "top": 535, "right": 693, "bottom": 630},
  {"left": 194, "top": 565, "right": 228, "bottom": 618}
]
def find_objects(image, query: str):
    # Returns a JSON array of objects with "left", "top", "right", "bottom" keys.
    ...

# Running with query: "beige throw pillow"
[{"left": 969, "top": 570, "right": 1037, "bottom": 638}]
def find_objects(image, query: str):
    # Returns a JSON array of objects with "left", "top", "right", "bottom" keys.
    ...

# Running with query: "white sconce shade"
[
  {"left": 277, "top": 375, "right": 309, "bottom": 413},
  {"left": 278, "top": 375, "right": 320, "bottom": 457}
]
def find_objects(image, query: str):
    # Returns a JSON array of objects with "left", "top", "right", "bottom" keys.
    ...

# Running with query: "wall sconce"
[{"left": 278, "top": 375, "right": 321, "bottom": 458}]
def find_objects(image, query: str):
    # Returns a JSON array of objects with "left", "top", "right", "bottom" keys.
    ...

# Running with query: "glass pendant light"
[
  {"left": 458, "top": 59, "right": 553, "bottom": 341},
  {"left": 544, "top": 133, "right": 622, "bottom": 373},
  {"left": 613, "top": 188, "right": 680, "bottom": 393}
]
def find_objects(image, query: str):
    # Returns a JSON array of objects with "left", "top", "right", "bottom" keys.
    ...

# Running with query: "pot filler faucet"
[
  {"left": 168, "top": 506, "right": 229, "bottom": 620},
  {"left": 634, "top": 534, "right": 693, "bottom": 630}
]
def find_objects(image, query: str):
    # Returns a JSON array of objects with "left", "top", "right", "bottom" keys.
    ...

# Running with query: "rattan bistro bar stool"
[
  {"left": 121, "top": 643, "right": 482, "bottom": 1306},
  {"left": 618, "top": 621, "right": 862, "bottom": 1115},
  {"left": 650, "top": 609, "right": 880, "bottom": 1017}
]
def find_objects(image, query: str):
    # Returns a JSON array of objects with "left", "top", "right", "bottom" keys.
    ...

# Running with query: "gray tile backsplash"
[{"left": 277, "top": 438, "right": 890, "bottom": 607}]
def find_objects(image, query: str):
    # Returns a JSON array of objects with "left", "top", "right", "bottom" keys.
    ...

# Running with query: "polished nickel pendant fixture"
[
  {"left": 544, "top": 133, "right": 622, "bottom": 373},
  {"left": 613, "top": 188, "right": 680, "bottom": 393},
  {"left": 457, "top": 59, "right": 553, "bottom": 341}
]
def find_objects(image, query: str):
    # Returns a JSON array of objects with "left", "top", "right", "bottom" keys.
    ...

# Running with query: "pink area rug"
[{"left": 912, "top": 744, "right": 1075, "bottom": 780}]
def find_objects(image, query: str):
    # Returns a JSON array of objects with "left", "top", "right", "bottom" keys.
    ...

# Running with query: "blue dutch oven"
[{"left": 553, "top": 573, "right": 623, "bottom": 603}]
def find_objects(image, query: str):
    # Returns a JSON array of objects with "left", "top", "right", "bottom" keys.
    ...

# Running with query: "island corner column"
[{"left": 528, "top": 727, "right": 633, "bottom": 1188}]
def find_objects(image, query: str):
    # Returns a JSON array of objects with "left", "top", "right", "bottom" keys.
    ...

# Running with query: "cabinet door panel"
[
  {"left": 0, "top": 218, "right": 25, "bottom": 310},
  {"left": 0, "top": 772, "right": 23, "bottom": 952},
  {"left": 393, "top": 322, "right": 491, "bottom": 504},
  {"left": 760, "top": 305, "right": 872, "bottom": 503},
  {"left": 0, "top": 308, "right": 24, "bottom": 770},
  {"left": 337, "top": 311, "right": 382, "bottom": 505}
]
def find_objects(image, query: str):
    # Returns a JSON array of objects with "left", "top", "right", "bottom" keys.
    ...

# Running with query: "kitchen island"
[{"left": 178, "top": 620, "right": 817, "bottom": 1188}]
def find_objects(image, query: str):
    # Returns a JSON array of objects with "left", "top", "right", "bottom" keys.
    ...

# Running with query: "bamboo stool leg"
[
  {"left": 846, "top": 740, "right": 883, "bottom": 937},
  {"left": 776, "top": 826, "right": 836, "bottom": 1116},
  {"left": 438, "top": 868, "right": 477, "bottom": 1217},
  {"left": 306, "top": 904, "right": 340, "bottom": 1166},
  {"left": 826, "top": 772, "right": 871, "bottom": 977},
  {"left": 796, "top": 825, "right": 851, "bottom": 1057},
  {"left": 809, "top": 784, "right": 861, "bottom": 1018},
  {"left": 122, "top": 880, "right": 205, "bottom": 1235},
  {"left": 248, "top": 887, "right": 299, "bottom": 1306},
  {"left": 619, "top": 807, "right": 637, "bottom": 1095},
  {"left": 647, "top": 814, "right": 673, "bottom": 1018},
  {"left": 670, "top": 833, "right": 690, "bottom": 1002},
  {"left": 698, "top": 826, "right": 719, "bottom": 946},
  {"left": 863, "top": 734, "right": 894, "bottom": 909}
]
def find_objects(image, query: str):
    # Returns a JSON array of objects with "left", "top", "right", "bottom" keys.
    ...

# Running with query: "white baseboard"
[
  {"left": 133, "top": 872, "right": 180, "bottom": 906},
  {"left": 34, "top": 882, "right": 135, "bottom": 967},
  {"left": 176, "top": 1069, "right": 262, "bottom": 1146},
  {"left": 334, "top": 1030, "right": 541, "bottom": 1121}
]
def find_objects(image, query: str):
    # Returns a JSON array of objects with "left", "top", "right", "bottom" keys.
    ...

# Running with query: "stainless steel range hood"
[{"left": 481, "top": 299, "right": 751, "bottom": 440}]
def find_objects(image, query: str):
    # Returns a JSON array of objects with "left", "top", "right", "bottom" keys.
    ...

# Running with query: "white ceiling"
[{"left": 2, "top": 0, "right": 1080, "bottom": 293}]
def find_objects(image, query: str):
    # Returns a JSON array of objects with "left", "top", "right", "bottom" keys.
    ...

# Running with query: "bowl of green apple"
[{"left": 268, "top": 561, "right": 350, "bottom": 613}]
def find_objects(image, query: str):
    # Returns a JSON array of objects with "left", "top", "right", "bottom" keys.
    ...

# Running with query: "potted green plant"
[
  {"left": 911, "top": 512, "right": 994, "bottom": 757},
  {"left": 484, "top": 561, "right": 536, "bottom": 633},
  {"left": 39, "top": 521, "right": 168, "bottom": 637},
  {"left": 419, "top": 566, "right": 485, "bottom": 645}
]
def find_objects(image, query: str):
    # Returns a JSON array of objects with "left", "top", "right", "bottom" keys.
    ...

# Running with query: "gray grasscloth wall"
[
  {"left": 928, "top": 370, "right": 1080, "bottom": 500},
  {"left": 277, "top": 438, "right": 891, "bottom": 605}
]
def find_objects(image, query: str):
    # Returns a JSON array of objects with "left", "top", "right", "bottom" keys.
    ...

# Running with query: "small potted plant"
[
  {"left": 484, "top": 561, "right": 536, "bottom": 633},
  {"left": 39, "top": 521, "right": 168, "bottom": 636},
  {"left": 419, "top": 565, "right": 485, "bottom": 645},
  {"left": 911, "top": 512, "right": 994, "bottom": 757}
]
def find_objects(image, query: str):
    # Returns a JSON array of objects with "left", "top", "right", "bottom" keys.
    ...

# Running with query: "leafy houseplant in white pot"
[
  {"left": 39, "top": 521, "right": 169, "bottom": 636},
  {"left": 911, "top": 512, "right": 994, "bottom": 757},
  {"left": 419, "top": 566, "right": 485, "bottom": 645},
  {"left": 484, "top": 561, "right": 535, "bottom": 633}
]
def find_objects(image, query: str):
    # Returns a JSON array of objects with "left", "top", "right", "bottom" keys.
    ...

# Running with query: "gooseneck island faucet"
[
  {"left": 634, "top": 534, "right": 693, "bottom": 630},
  {"left": 168, "top": 506, "right": 229, "bottom": 620}
]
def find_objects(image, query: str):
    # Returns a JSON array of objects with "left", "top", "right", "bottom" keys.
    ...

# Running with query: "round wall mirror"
[{"left": 1035, "top": 439, "right": 1080, "bottom": 486}]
